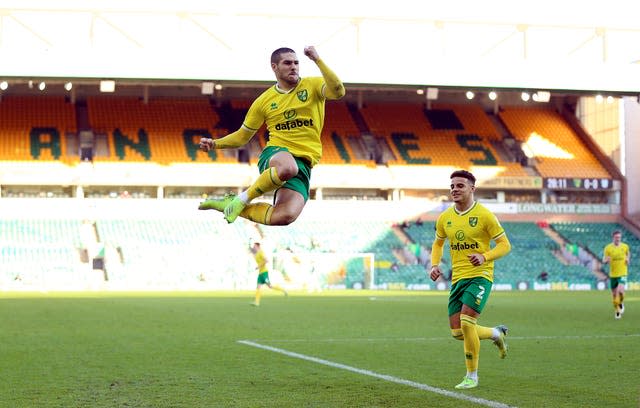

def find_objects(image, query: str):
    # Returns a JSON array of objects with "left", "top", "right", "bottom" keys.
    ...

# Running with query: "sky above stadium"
[{"left": 0, "top": 0, "right": 639, "bottom": 92}]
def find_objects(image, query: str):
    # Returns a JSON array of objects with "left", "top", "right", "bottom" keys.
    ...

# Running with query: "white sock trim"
[{"left": 491, "top": 327, "right": 500, "bottom": 341}]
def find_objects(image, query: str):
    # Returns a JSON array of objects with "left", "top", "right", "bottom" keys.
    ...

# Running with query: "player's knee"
[
  {"left": 273, "top": 211, "right": 299, "bottom": 226},
  {"left": 271, "top": 207, "right": 301, "bottom": 225},
  {"left": 276, "top": 164, "right": 298, "bottom": 181}
]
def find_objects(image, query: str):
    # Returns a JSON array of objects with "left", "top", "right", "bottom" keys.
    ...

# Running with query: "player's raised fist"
[
  {"left": 304, "top": 46, "right": 319, "bottom": 62},
  {"left": 199, "top": 137, "right": 214, "bottom": 152}
]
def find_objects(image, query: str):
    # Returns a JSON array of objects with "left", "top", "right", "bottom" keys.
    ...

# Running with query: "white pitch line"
[
  {"left": 238, "top": 339, "right": 516, "bottom": 408},
  {"left": 245, "top": 332, "right": 640, "bottom": 344}
]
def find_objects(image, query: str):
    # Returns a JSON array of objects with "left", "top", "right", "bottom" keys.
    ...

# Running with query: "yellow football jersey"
[
  {"left": 434, "top": 201, "right": 506, "bottom": 284},
  {"left": 254, "top": 249, "right": 268, "bottom": 274},
  {"left": 603, "top": 242, "right": 629, "bottom": 278},
  {"left": 243, "top": 77, "right": 326, "bottom": 167}
]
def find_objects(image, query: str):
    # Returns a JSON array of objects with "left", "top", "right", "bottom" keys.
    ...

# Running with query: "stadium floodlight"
[
  {"left": 416, "top": 89, "right": 424, "bottom": 95},
  {"left": 465, "top": 91, "right": 475, "bottom": 100},
  {"left": 595, "top": 94, "right": 604, "bottom": 104},
  {"left": 0, "top": 81, "right": 7, "bottom": 90},
  {"left": 426, "top": 87, "right": 438, "bottom": 100},
  {"left": 488, "top": 91, "right": 497, "bottom": 100},
  {"left": 201, "top": 82, "right": 214, "bottom": 94},
  {"left": 214, "top": 83, "right": 223, "bottom": 91},
  {"left": 38, "top": 82, "right": 46, "bottom": 91},
  {"left": 521, "top": 92, "right": 530, "bottom": 102},
  {"left": 606, "top": 95, "right": 615, "bottom": 104},
  {"left": 534, "top": 91, "right": 551, "bottom": 102},
  {"left": 100, "top": 80, "right": 115, "bottom": 93},
  {"left": 64, "top": 82, "right": 73, "bottom": 91}
]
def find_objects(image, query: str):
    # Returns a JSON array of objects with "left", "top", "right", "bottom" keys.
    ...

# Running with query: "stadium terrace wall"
[
  {"left": 0, "top": 161, "right": 621, "bottom": 193},
  {"left": 0, "top": 198, "right": 634, "bottom": 292}
]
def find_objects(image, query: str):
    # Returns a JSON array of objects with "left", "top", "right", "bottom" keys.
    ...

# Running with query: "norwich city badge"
[{"left": 297, "top": 89, "right": 308, "bottom": 102}]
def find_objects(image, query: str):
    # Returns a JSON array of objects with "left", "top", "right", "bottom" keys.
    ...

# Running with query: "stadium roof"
[{"left": 1, "top": 0, "right": 639, "bottom": 93}]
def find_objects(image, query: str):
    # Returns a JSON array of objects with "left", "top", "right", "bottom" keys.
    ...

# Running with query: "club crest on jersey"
[
  {"left": 469, "top": 217, "right": 478, "bottom": 227},
  {"left": 297, "top": 89, "right": 308, "bottom": 102}
]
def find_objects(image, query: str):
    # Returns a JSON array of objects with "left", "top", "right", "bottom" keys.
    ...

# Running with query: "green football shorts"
[
  {"left": 258, "top": 146, "right": 311, "bottom": 202},
  {"left": 257, "top": 272, "right": 271, "bottom": 285},
  {"left": 448, "top": 277, "right": 493, "bottom": 316},
  {"left": 610, "top": 276, "right": 627, "bottom": 290}
]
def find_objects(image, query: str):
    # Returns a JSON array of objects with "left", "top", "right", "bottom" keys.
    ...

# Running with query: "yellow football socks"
[
  {"left": 247, "top": 167, "right": 284, "bottom": 202},
  {"left": 240, "top": 203, "right": 274, "bottom": 225},
  {"left": 452, "top": 324, "right": 495, "bottom": 341},
  {"left": 613, "top": 294, "right": 620, "bottom": 311},
  {"left": 476, "top": 325, "right": 495, "bottom": 340},
  {"left": 254, "top": 288, "right": 262, "bottom": 305},
  {"left": 460, "top": 314, "right": 480, "bottom": 373}
]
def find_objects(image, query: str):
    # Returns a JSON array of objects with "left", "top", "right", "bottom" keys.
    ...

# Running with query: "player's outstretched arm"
[
  {"left": 304, "top": 45, "right": 345, "bottom": 100},
  {"left": 199, "top": 127, "right": 256, "bottom": 152}
]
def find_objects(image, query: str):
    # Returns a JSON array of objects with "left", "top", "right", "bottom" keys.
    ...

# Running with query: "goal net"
[{"left": 272, "top": 251, "right": 375, "bottom": 290}]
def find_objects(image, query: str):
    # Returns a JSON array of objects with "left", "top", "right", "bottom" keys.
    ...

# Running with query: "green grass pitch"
[{"left": 0, "top": 290, "right": 638, "bottom": 407}]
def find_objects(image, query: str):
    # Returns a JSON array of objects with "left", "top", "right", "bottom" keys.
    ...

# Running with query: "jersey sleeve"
[
  {"left": 434, "top": 214, "right": 446, "bottom": 240},
  {"left": 242, "top": 96, "right": 266, "bottom": 132},
  {"left": 311, "top": 76, "right": 326, "bottom": 100},
  {"left": 486, "top": 213, "right": 506, "bottom": 241}
]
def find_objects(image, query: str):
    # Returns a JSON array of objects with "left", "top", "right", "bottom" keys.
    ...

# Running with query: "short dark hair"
[
  {"left": 612, "top": 230, "right": 622, "bottom": 237},
  {"left": 271, "top": 47, "right": 296, "bottom": 64},
  {"left": 450, "top": 169, "right": 476, "bottom": 185}
]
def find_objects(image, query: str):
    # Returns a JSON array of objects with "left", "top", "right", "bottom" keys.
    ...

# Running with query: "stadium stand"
[
  {"left": 257, "top": 218, "right": 428, "bottom": 288},
  {"left": 321, "top": 102, "right": 372, "bottom": 165},
  {"left": 86, "top": 96, "right": 238, "bottom": 164},
  {"left": 0, "top": 95, "right": 76, "bottom": 162},
  {"left": 357, "top": 102, "right": 530, "bottom": 177},
  {"left": 0, "top": 93, "right": 634, "bottom": 291},
  {"left": 550, "top": 222, "right": 639, "bottom": 280},
  {"left": 0, "top": 94, "right": 616, "bottom": 184},
  {"left": 0, "top": 218, "right": 84, "bottom": 287},
  {"left": 93, "top": 217, "right": 254, "bottom": 287},
  {"left": 402, "top": 220, "right": 595, "bottom": 285},
  {"left": 498, "top": 106, "right": 611, "bottom": 178},
  {"left": 498, "top": 222, "right": 591, "bottom": 284}
]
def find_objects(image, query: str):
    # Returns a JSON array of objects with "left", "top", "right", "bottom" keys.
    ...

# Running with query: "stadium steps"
[
  {"left": 550, "top": 222, "right": 639, "bottom": 281},
  {"left": 391, "top": 224, "right": 413, "bottom": 245},
  {"left": 346, "top": 102, "right": 370, "bottom": 133},
  {"left": 346, "top": 135, "right": 372, "bottom": 161},
  {"left": 489, "top": 139, "right": 515, "bottom": 163},
  {"left": 540, "top": 225, "right": 602, "bottom": 279},
  {"left": 539, "top": 225, "right": 569, "bottom": 260},
  {"left": 75, "top": 99, "right": 91, "bottom": 131}
]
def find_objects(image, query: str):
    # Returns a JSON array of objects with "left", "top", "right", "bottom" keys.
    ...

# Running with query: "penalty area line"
[{"left": 237, "top": 339, "right": 515, "bottom": 408}]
